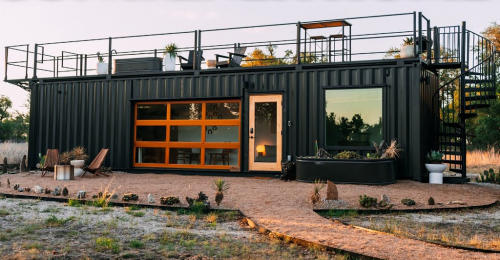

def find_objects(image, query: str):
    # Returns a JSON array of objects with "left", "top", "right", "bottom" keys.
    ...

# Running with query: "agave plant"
[
  {"left": 212, "top": 179, "right": 230, "bottom": 206},
  {"left": 310, "top": 179, "right": 326, "bottom": 205},
  {"left": 426, "top": 150, "right": 444, "bottom": 164},
  {"left": 164, "top": 43, "right": 179, "bottom": 58}
]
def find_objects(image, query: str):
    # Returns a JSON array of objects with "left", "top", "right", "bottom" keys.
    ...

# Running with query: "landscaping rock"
[
  {"left": 160, "top": 196, "right": 180, "bottom": 205},
  {"left": 111, "top": 194, "right": 118, "bottom": 200},
  {"left": 148, "top": 194, "right": 154, "bottom": 204},
  {"left": 52, "top": 186, "right": 62, "bottom": 196},
  {"left": 24, "top": 187, "right": 30, "bottom": 192},
  {"left": 62, "top": 187, "right": 68, "bottom": 197},
  {"left": 13, "top": 184, "right": 19, "bottom": 190},
  {"left": 401, "top": 198, "right": 416, "bottom": 206},
  {"left": 44, "top": 188, "right": 51, "bottom": 194},
  {"left": 33, "top": 185, "right": 44, "bottom": 194},
  {"left": 379, "top": 194, "right": 391, "bottom": 207},
  {"left": 20, "top": 155, "right": 27, "bottom": 172},
  {"left": 17, "top": 188, "right": 24, "bottom": 192},
  {"left": 326, "top": 181, "right": 338, "bottom": 200},
  {"left": 447, "top": 201, "right": 467, "bottom": 205},
  {"left": 428, "top": 197, "right": 435, "bottom": 205},
  {"left": 77, "top": 190, "right": 86, "bottom": 199}
]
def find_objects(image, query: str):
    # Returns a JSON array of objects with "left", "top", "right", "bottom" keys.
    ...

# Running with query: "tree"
[
  {"left": 0, "top": 95, "right": 12, "bottom": 121},
  {"left": 242, "top": 44, "right": 293, "bottom": 67},
  {"left": 0, "top": 95, "right": 29, "bottom": 142}
]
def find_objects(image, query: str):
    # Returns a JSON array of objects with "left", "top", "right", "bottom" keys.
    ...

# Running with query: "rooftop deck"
[{"left": 4, "top": 12, "right": 477, "bottom": 89}]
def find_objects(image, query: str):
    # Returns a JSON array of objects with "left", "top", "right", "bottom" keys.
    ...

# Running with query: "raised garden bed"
[{"left": 295, "top": 157, "right": 396, "bottom": 185}]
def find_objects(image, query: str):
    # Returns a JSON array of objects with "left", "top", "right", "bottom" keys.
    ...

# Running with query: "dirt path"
[{"left": 1, "top": 173, "right": 500, "bottom": 259}]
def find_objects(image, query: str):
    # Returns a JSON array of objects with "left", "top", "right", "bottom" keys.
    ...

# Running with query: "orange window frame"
[{"left": 133, "top": 100, "right": 241, "bottom": 169}]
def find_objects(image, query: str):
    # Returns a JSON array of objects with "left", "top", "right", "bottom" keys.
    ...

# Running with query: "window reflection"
[
  {"left": 206, "top": 103, "right": 240, "bottom": 119},
  {"left": 137, "top": 104, "right": 166, "bottom": 120},
  {"left": 325, "top": 88, "right": 383, "bottom": 146},
  {"left": 171, "top": 103, "right": 202, "bottom": 120}
]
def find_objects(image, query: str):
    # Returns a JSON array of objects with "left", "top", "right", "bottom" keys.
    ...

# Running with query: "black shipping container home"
[{"left": 4, "top": 12, "right": 496, "bottom": 183}]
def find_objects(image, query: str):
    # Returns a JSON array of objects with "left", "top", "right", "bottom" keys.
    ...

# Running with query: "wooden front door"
[{"left": 249, "top": 95, "right": 282, "bottom": 171}]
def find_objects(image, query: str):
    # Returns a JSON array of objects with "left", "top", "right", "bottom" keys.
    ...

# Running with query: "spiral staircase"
[{"left": 432, "top": 23, "right": 497, "bottom": 183}]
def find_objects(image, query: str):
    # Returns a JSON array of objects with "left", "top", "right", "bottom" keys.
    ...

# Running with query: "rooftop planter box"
[
  {"left": 295, "top": 157, "right": 396, "bottom": 185},
  {"left": 113, "top": 57, "right": 163, "bottom": 74}
]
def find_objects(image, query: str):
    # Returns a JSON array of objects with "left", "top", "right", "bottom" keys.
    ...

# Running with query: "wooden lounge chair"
[
  {"left": 81, "top": 148, "right": 109, "bottom": 178},
  {"left": 178, "top": 50, "right": 204, "bottom": 70},
  {"left": 41, "top": 149, "right": 59, "bottom": 177},
  {"left": 216, "top": 47, "right": 247, "bottom": 68}
]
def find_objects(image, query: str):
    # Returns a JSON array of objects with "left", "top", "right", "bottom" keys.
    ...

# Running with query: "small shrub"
[
  {"left": 212, "top": 179, "right": 230, "bottom": 206},
  {"left": 45, "top": 215, "right": 75, "bottom": 227},
  {"left": 359, "top": 195, "right": 377, "bottom": 208},
  {"left": 95, "top": 237, "right": 120, "bottom": 254},
  {"left": 160, "top": 196, "right": 180, "bottom": 205},
  {"left": 129, "top": 239, "right": 145, "bottom": 249},
  {"left": 428, "top": 197, "right": 435, "bottom": 205},
  {"left": 401, "top": 198, "right": 416, "bottom": 206},
  {"left": 334, "top": 151, "right": 362, "bottom": 159},
  {"left": 122, "top": 193, "right": 139, "bottom": 201},
  {"left": 189, "top": 201, "right": 209, "bottom": 215},
  {"left": 206, "top": 212, "right": 218, "bottom": 223},
  {"left": 68, "top": 199, "right": 81, "bottom": 207}
]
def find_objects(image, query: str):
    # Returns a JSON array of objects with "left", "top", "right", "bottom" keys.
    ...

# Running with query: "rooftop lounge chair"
[
  {"left": 178, "top": 50, "right": 204, "bottom": 70},
  {"left": 216, "top": 47, "right": 247, "bottom": 68},
  {"left": 81, "top": 148, "right": 109, "bottom": 178},
  {"left": 41, "top": 149, "right": 59, "bottom": 177}
]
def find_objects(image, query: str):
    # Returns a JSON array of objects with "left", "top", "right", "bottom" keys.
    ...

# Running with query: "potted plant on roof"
[
  {"left": 163, "top": 43, "right": 178, "bottom": 71},
  {"left": 70, "top": 146, "right": 89, "bottom": 177},
  {"left": 96, "top": 52, "right": 108, "bottom": 75},
  {"left": 54, "top": 151, "right": 74, "bottom": 180},
  {"left": 400, "top": 37, "right": 414, "bottom": 58},
  {"left": 425, "top": 150, "right": 446, "bottom": 184}
]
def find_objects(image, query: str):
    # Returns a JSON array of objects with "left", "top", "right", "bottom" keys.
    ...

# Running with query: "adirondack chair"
[
  {"left": 178, "top": 50, "right": 204, "bottom": 70},
  {"left": 216, "top": 47, "right": 247, "bottom": 68},
  {"left": 41, "top": 149, "right": 59, "bottom": 177},
  {"left": 81, "top": 148, "right": 109, "bottom": 178}
]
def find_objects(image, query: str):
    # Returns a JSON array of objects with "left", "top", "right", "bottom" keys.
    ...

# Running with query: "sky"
[{"left": 1, "top": 0, "right": 499, "bottom": 114}]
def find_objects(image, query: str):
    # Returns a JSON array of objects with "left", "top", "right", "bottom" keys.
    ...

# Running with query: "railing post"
[
  {"left": 427, "top": 19, "right": 431, "bottom": 63},
  {"left": 194, "top": 30, "right": 198, "bottom": 70},
  {"left": 84, "top": 54, "right": 87, "bottom": 76},
  {"left": 413, "top": 12, "right": 416, "bottom": 57},
  {"left": 108, "top": 37, "right": 112, "bottom": 75},
  {"left": 418, "top": 12, "right": 422, "bottom": 56},
  {"left": 25, "top": 45, "right": 29, "bottom": 79},
  {"left": 4, "top": 47, "right": 8, "bottom": 81},
  {"left": 433, "top": 26, "right": 440, "bottom": 64},
  {"left": 197, "top": 30, "right": 202, "bottom": 70},
  {"left": 33, "top": 44, "right": 38, "bottom": 79},
  {"left": 296, "top": 22, "right": 301, "bottom": 64},
  {"left": 460, "top": 21, "right": 467, "bottom": 179}
]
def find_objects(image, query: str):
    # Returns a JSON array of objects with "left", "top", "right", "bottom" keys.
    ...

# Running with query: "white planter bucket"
[
  {"left": 425, "top": 163, "right": 447, "bottom": 184},
  {"left": 70, "top": 160, "right": 85, "bottom": 177},
  {"left": 163, "top": 54, "right": 176, "bottom": 71},
  {"left": 54, "top": 165, "right": 74, "bottom": 180},
  {"left": 97, "top": 63, "right": 108, "bottom": 75},
  {"left": 400, "top": 44, "right": 414, "bottom": 58}
]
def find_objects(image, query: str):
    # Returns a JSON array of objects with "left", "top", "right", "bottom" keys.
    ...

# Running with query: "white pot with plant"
[
  {"left": 163, "top": 43, "right": 178, "bottom": 71},
  {"left": 69, "top": 146, "right": 89, "bottom": 177},
  {"left": 96, "top": 52, "right": 108, "bottom": 75},
  {"left": 400, "top": 37, "right": 414, "bottom": 58},
  {"left": 425, "top": 150, "right": 446, "bottom": 184}
]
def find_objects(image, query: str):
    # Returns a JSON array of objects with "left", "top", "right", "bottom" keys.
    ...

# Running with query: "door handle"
[{"left": 250, "top": 136, "right": 254, "bottom": 139}]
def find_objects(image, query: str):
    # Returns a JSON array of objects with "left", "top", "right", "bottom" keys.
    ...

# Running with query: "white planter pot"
[
  {"left": 70, "top": 160, "right": 85, "bottom": 177},
  {"left": 97, "top": 63, "right": 108, "bottom": 75},
  {"left": 425, "top": 163, "right": 447, "bottom": 184},
  {"left": 400, "top": 44, "right": 414, "bottom": 58},
  {"left": 163, "top": 54, "right": 176, "bottom": 71},
  {"left": 54, "top": 165, "right": 74, "bottom": 181}
]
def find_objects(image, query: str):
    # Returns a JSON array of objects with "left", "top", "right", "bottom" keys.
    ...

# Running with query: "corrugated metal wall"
[{"left": 29, "top": 61, "right": 435, "bottom": 180}]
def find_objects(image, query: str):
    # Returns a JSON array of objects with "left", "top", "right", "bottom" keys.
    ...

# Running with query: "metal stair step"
[
  {"left": 464, "top": 103, "right": 490, "bottom": 110},
  {"left": 464, "top": 79, "right": 495, "bottom": 84},
  {"left": 464, "top": 95, "right": 497, "bottom": 101},
  {"left": 438, "top": 132, "right": 461, "bottom": 137},
  {"left": 443, "top": 151, "right": 461, "bottom": 155},
  {"left": 464, "top": 87, "right": 496, "bottom": 92},
  {"left": 442, "top": 159, "right": 462, "bottom": 164},
  {"left": 460, "top": 113, "right": 477, "bottom": 119},
  {"left": 432, "top": 62, "right": 461, "bottom": 69},
  {"left": 464, "top": 71, "right": 484, "bottom": 76},
  {"left": 442, "top": 122, "right": 462, "bottom": 128},
  {"left": 449, "top": 168, "right": 463, "bottom": 173},
  {"left": 443, "top": 177, "right": 470, "bottom": 184},
  {"left": 439, "top": 142, "right": 461, "bottom": 146}
]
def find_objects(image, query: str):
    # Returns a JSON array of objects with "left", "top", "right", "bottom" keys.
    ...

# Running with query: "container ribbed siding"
[{"left": 28, "top": 61, "right": 437, "bottom": 180}]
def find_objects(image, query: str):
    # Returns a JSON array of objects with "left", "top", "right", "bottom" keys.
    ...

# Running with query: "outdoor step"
[
  {"left": 463, "top": 79, "right": 495, "bottom": 84},
  {"left": 464, "top": 95, "right": 497, "bottom": 101},
  {"left": 439, "top": 142, "right": 461, "bottom": 147},
  {"left": 464, "top": 87, "right": 496, "bottom": 92},
  {"left": 442, "top": 159, "right": 462, "bottom": 164},
  {"left": 442, "top": 122, "right": 462, "bottom": 128},
  {"left": 449, "top": 168, "right": 463, "bottom": 173},
  {"left": 464, "top": 71, "right": 484, "bottom": 76},
  {"left": 432, "top": 62, "right": 461, "bottom": 69},
  {"left": 464, "top": 103, "right": 490, "bottom": 110},
  {"left": 460, "top": 113, "right": 477, "bottom": 119},
  {"left": 438, "top": 132, "right": 461, "bottom": 137},
  {"left": 443, "top": 177, "right": 470, "bottom": 184}
]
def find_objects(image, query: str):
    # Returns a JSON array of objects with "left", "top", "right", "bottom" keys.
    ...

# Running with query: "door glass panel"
[
  {"left": 135, "top": 148, "right": 165, "bottom": 163},
  {"left": 171, "top": 103, "right": 202, "bottom": 120},
  {"left": 205, "top": 149, "right": 238, "bottom": 165},
  {"left": 206, "top": 102, "right": 240, "bottom": 119},
  {"left": 169, "top": 126, "right": 201, "bottom": 142},
  {"left": 254, "top": 102, "right": 277, "bottom": 163},
  {"left": 169, "top": 148, "right": 201, "bottom": 165},
  {"left": 136, "top": 126, "right": 166, "bottom": 141},
  {"left": 205, "top": 125, "right": 239, "bottom": 143},
  {"left": 137, "top": 104, "right": 166, "bottom": 120}
]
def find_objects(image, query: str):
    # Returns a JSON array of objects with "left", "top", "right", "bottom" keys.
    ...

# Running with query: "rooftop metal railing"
[{"left": 3, "top": 12, "right": 472, "bottom": 83}]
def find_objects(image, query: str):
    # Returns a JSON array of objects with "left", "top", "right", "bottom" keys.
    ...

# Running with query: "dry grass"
[
  {"left": 467, "top": 147, "right": 500, "bottom": 173},
  {"left": 0, "top": 141, "right": 28, "bottom": 165}
]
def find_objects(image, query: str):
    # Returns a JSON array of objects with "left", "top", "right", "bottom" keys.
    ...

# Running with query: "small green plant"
[
  {"left": 129, "top": 239, "right": 145, "bottom": 249},
  {"left": 401, "top": 198, "right": 416, "bottom": 206},
  {"left": 427, "top": 150, "right": 444, "bottom": 164},
  {"left": 212, "top": 179, "right": 230, "bottom": 206},
  {"left": 96, "top": 237, "right": 120, "bottom": 254},
  {"left": 366, "top": 152, "right": 380, "bottom": 159},
  {"left": 68, "top": 199, "right": 81, "bottom": 207},
  {"left": 334, "top": 151, "right": 362, "bottom": 159},
  {"left": 97, "top": 52, "right": 105, "bottom": 63},
  {"left": 311, "top": 179, "right": 326, "bottom": 204},
  {"left": 403, "top": 37, "right": 413, "bottom": 46},
  {"left": 45, "top": 215, "right": 75, "bottom": 227},
  {"left": 359, "top": 195, "right": 377, "bottom": 208},
  {"left": 38, "top": 153, "right": 46, "bottom": 169},
  {"left": 164, "top": 43, "right": 179, "bottom": 58},
  {"left": 477, "top": 168, "right": 500, "bottom": 184},
  {"left": 160, "top": 196, "right": 180, "bottom": 205},
  {"left": 125, "top": 205, "right": 145, "bottom": 217},
  {"left": 189, "top": 201, "right": 209, "bottom": 216}
]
